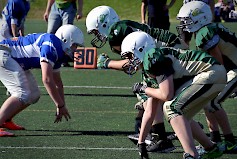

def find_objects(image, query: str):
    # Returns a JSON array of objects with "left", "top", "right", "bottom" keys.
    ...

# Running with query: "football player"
[
  {"left": 177, "top": 1, "right": 237, "bottom": 153},
  {"left": 121, "top": 31, "right": 226, "bottom": 159},
  {"left": 178, "top": 0, "right": 215, "bottom": 45},
  {"left": 86, "top": 5, "right": 189, "bottom": 153},
  {"left": 0, "top": 0, "right": 30, "bottom": 41},
  {"left": 0, "top": 24, "right": 83, "bottom": 136}
]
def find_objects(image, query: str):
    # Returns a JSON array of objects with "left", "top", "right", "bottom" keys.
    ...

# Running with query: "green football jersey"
[
  {"left": 107, "top": 20, "right": 184, "bottom": 48},
  {"left": 143, "top": 47, "right": 220, "bottom": 85},
  {"left": 135, "top": 72, "right": 159, "bottom": 103},
  {"left": 196, "top": 23, "right": 237, "bottom": 71},
  {"left": 142, "top": 72, "right": 159, "bottom": 88}
]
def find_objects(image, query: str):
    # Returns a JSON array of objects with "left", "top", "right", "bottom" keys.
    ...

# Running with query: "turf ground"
[{"left": 0, "top": 20, "right": 237, "bottom": 159}]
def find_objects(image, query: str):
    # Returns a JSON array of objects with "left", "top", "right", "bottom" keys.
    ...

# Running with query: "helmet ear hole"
[
  {"left": 121, "top": 31, "right": 156, "bottom": 63},
  {"left": 102, "top": 23, "right": 107, "bottom": 28},
  {"left": 63, "top": 39, "right": 67, "bottom": 43},
  {"left": 138, "top": 47, "right": 143, "bottom": 52}
]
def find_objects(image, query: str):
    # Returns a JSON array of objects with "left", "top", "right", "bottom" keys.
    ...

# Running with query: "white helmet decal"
[
  {"left": 86, "top": 6, "right": 120, "bottom": 48},
  {"left": 177, "top": 1, "right": 212, "bottom": 32}
]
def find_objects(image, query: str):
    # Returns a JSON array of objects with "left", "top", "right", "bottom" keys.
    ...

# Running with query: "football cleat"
[
  {"left": 196, "top": 144, "right": 205, "bottom": 156},
  {"left": 200, "top": 143, "right": 224, "bottom": 159},
  {"left": 128, "top": 132, "right": 178, "bottom": 146},
  {"left": 222, "top": 141, "right": 237, "bottom": 154},
  {"left": 183, "top": 153, "right": 196, "bottom": 159},
  {"left": 2, "top": 120, "right": 25, "bottom": 130},
  {"left": 128, "top": 133, "right": 153, "bottom": 145},
  {"left": 0, "top": 128, "right": 15, "bottom": 137},
  {"left": 146, "top": 139, "right": 175, "bottom": 153}
]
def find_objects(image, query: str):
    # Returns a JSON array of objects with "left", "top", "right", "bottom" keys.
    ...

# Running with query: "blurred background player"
[
  {"left": 177, "top": 1, "right": 237, "bottom": 154},
  {"left": 215, "top": 0, "right": 235, "bottom": 22},
  {"left": 43, "top": 0, "right": 83, "bottom": 67},
  {"left": 0, "top": 0, "right": 30, "bottom": 41},
  {"left": 141, "top": 0, "right": 176, "bottom": 30},
  {"left": 0, "top": 24, "right": 83, "bottom": 136}
]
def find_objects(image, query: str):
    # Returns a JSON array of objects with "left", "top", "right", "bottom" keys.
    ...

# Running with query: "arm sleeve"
[
  {"left": 148, "top": 28, "right": 180, "bottom": 47},
  {"left": 150, "top": 57, "right": 174, "bottom": 84},
  {"left": 40, "top": 44, "right": 57, "bottom": 68},
  {"left": 196, "top": 26, "right": 219, "bottom": 51}
]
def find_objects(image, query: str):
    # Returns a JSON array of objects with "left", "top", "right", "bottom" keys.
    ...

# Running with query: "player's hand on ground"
[
  {"left": 132, "top": 83, "right": 147, "bottom": 94},
  {"left": 97, "top": 53, "right": 111, "bottom": 69},
  {"left": 54, "top": 106, "right": 71, "bottom": 123},
  {"left": 138, "top": 143, "right": 149, "bottom": 159}
]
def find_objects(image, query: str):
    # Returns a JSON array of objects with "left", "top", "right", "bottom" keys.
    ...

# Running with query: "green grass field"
[
  {"left": 0, "top": 0, "right": 184, "bottom": 21},
  {"left": 0, "top": 20, "right": 237, "bottom": 159},
  {"left": 0, "top": 0, "right": 222, "bottom": 21}
]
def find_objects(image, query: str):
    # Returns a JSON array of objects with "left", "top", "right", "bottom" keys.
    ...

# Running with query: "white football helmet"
[
  {"left": 177, "top": 1, "right": 212, "bottom": 33},
  {"left": 55, "top": 24, "right": 84, "bottom": 59},
  {"left": 121, "top": 31, "right": 156, "bottom": 75},
  {"left": 86, "top": 6, "right": 120, "bottom": 48}
]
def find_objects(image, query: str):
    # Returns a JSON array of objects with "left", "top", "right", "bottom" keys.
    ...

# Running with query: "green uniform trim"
[
  {"left": 196, "top": 23, "right": 237, "bottom": 71},
  {"left": 142, "top": 47, "right": 220, "bottom": 90},
  {"left": 196, "top": 23, "right": 237, "bottom": 50}
]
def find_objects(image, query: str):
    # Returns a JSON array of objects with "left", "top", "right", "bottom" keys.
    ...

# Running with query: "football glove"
[
  {"left": 132, "top": 83, "right": 147, "bottom": 94},
  {"left": 135, "top": 92, "right": 148, "bottom": 109},
  {"left": 138, "top": 143, "right": 149, "bottom": 159},
  {"left": 134, "top": 101, "right": 145, "bottom": 110},
  {"left": 97, "top": 53, "right": 111, "bottom": 69}
]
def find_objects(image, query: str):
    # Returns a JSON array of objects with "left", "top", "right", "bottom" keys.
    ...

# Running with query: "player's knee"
[
  {"left": 205, "top": 101, "right": 222, "bottom": 113},
  {"left": 29, "top": 89, "right": 41, "bottom": 104},
  {"left": 30, "top": 92, "right": 40, "bottom": 104},
  {"left": 163, "top": 102, "right": 180, "bottom": 122},
  {"left": 14, "top": 89, "right": 40, "bottom": 105}
]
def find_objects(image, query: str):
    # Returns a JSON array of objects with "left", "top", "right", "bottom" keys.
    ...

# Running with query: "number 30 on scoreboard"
[{"left": 74, "top": 47, "right": 97, "bottom": 69}]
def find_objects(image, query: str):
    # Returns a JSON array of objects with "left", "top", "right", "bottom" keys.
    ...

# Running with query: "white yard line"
[
  {"left": 24, "top": 109, "right": 136, "bottom": 114},
  {"left": 0, "top": 85, "right": 130, "bottom": 89},
  {"left": 20, "top": 109, "right": 237, "bottom": 116},
  {"left": 0, "top": 146, "right": 137, "bottom": 151},
  {"left": 0, "top": 146, "right": 184, "bottom": 152}
]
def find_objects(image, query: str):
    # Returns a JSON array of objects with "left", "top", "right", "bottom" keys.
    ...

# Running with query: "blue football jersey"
[
  {"left": 2, "top": 0, "right": 30, "bottom": 36},
  {"left": 0, "top": 33, "right": 64, "bottom": 70}
]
